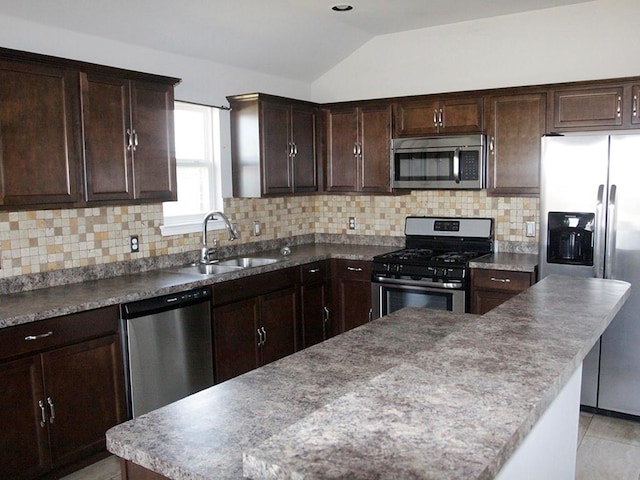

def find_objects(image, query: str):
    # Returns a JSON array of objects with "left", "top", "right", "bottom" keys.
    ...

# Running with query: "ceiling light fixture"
[{"left": 331, "top": 4, "right": 353, "bottom": 12}]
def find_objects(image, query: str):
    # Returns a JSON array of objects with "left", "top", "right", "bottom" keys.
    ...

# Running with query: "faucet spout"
[{"left": 201, "top": 211, "right": 237, "bottom": 264}]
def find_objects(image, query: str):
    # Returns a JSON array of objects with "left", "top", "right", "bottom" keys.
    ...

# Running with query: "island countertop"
[{"left": 106, "top": 275, "right": 630, "bottom": 480}]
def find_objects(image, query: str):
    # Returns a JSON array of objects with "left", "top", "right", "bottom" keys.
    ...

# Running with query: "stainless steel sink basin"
[
  {"left": 217, "top": 257, "right": 279, "bottom": 268},
  {"left": 168, "top": 263, "right": 242, "bottom": 276}
]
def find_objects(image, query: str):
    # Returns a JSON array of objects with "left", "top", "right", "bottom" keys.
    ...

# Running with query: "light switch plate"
[{"left": 525, "top": 222, "right": 536, "bottom": 237}]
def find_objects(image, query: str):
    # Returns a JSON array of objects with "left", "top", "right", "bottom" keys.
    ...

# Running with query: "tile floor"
[{"left": 62, "top": 413, "right": 640, "bottom": 480}]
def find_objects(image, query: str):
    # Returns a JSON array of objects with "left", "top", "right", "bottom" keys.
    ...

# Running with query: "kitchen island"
[{"left": 106, "top": 275, "right": 630, "bottom": 480}]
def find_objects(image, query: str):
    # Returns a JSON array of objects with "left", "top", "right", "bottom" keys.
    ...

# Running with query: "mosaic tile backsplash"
[{"left": 0, "top": 191, "right": 538, "bottom": 279}]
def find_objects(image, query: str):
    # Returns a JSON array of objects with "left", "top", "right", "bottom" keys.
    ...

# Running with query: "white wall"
[{"left": 311, "top": 0, "right": 640, "bottom": 102}]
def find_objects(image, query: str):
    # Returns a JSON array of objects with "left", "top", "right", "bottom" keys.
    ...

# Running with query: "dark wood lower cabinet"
[
  {"left": 0, "top": 307, "right": 125, "bottom": 480},
  {"left": 470, "top": 268, "right": 537, "bottom": 315},
  {"left": 331, "top": 259, "right": 372, "bottom": 334},
  {"left": 299, "top": 261, "right": 331, "bottom": 348},
  {"left": 212, "top": 268, "right": 298, "bottom": 384}
]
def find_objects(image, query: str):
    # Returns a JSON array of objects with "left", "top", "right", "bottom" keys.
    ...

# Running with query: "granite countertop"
[
  {"left": 469, "top": 252, "right": 538, "bottom": 273},
  {"left": 0, "top": 243, "right": 394, "bottom": 329},
  {"left": 106, "top": 275, "right": 630, "bottom": 480}
]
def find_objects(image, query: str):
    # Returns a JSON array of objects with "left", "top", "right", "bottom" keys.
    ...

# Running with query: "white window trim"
[{"left": 161, "top": 101, "right": 224, "bottom": 237}]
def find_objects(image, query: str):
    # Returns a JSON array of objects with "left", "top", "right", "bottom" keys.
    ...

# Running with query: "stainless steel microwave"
[{"left": 390, "top": 134, "right": 486, "bottom": 190}]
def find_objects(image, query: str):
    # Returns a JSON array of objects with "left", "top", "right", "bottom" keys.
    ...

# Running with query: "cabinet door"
[
  {"left": 0, "top": 356, "right": 50, "bottom": 480},
  {"left": 393, "top": 99, "right": 439, "bottom": 137},
  {"left": 260, "top": 287, "right": 297, "bottom": 365},
  {"left": 212, "top": 298, "right": 260, "bottom": 383},
  {"left": 440, "top": 97, "right": 483, "bottom": 134},
  {"left": 0, "top": 60, "right": 81, "bottom": 207},
  {"left": 261, "top": 101, "right": 293, "bottom": 194},
  {"left": 359, "top": 104, "right": 392, "bottom": 193},
  {"left": 130, "top": 81, "right": 176, "bottom": 201},
  {"left": 332, "top": 260, "right": 372, "bottom": 333},
  {"left": 81, "top": 73, "right": 134, "bottom": 202},
  {"left": 325, "top": 108, "right": 358, "bottom": 192},
  {"left": 42, "top": 335, "right": 125, "bottom": 468},
  {"left": 291, "top": 106, "right": 318, "bottom": 193},
  {"left": 487, "top": 93, "right": 546, "bottom": 196},
  {"left": 632, "top": 85, "right": 640, "bottom": 126},
  {"left": 553, "top": 86, "right": 624, "bottom": 129}
]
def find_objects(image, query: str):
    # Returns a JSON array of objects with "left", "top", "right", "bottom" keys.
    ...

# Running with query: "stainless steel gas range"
[{"left": 371, "top": 217, "right": 493, "bottom": 318}]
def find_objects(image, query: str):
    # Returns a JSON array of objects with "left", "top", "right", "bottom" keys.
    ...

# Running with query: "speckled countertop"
[
  {"left": 106, "top": 275, "right": 630, "bottom": 480},
  {"left": 0, "top": 243, "right": 395, "bottom": 329},
  {"left": 469, "top": 252, "right": 538, "bottom": 273}
]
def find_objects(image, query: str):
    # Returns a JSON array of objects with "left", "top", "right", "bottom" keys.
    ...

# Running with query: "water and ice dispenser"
[{"left": 546, "top": 212, "right": 595, "bottom": 266}]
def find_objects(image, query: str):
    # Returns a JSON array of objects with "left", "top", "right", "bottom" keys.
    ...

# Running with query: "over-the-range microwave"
[{"left": 390, "top": 134, "right": 486, "bottom": 190}]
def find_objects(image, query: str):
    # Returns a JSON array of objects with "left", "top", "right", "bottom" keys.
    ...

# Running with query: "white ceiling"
[{"left": 0, "top": 0, "right": 594, "bottom": 81}]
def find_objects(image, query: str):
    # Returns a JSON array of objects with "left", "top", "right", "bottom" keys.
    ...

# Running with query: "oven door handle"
[{"left": 372, "top": 276, "right": 463, "bottom": 290}]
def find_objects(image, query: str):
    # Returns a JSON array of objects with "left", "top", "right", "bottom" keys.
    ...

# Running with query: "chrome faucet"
[{"left": 200, "top": 211, "right": 238, "bottom": 264}]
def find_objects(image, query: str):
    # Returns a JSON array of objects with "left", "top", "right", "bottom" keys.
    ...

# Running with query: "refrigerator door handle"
[
  {"left": 595, "top": 184, "right": 606, "bottom": 278},
  {"left": 605, "top": 184, "right": 617, "bottom": 279}
]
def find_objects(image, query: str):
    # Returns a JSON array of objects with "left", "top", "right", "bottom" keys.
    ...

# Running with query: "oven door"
[{"left": 371, "top": 279, "right": 466, "bottom": 320}]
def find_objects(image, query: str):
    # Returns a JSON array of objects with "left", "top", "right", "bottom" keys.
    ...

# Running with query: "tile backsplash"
[{"left": 0, "top": 191, "right": 538, "bottom": 279}]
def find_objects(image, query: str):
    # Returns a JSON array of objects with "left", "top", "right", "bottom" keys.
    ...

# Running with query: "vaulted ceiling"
[{"left": 0, "top": 0, "right": 594, "bottom": 81}]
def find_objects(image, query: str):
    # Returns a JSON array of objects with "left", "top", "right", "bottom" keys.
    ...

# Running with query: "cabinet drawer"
[
  {"left": 213, "top": 267, "right": 297, "bottom": 305},
  {"left": 471, "top": 269, "right": 532, "bottom": 292},
  {"left": 331, "top": 259, "right": 372, "bottom": 279},
  {"left": 300, "top": 261, "right": 328, "bottom": 284},
  {"left": 0, "top": 306, "right": 119, "bottom": 362}
]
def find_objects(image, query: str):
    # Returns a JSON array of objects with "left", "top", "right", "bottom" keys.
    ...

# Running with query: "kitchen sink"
[
  {"left": 216, "top": 257, "right": 279, "bottom": 268},
  {"left": 166, "top": 256, "right": 280, "bottom": 276}
]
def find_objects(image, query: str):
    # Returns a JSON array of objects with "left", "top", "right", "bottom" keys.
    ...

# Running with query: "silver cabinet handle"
[
  {"left": 633, "top": 94, "right": 638, "bottom": 117},
  {"left": 257, "top": 328, "right": 264, "bottom": 347},
  {"left": 260, "top": 326, "right": 267, "bottom": 345},
  {"left": 353, "top": 143, "right": 358, "bottom": 156},
  {"left": 490, "top": 277, "right": 511, "bottom": 283},
  {"left": 322, "top": 306, "right": 330, "bottom": 339},
  {"left": 438, "top": 108, "right": 444, "bottom": 127},
  {"left": 25, "top": 331, "right": 53, "bottom": 341},
  {"left": 433, "top": 109, "right": 438, "bottom": 127},
  {"left": 307, "top": 268, "right": 320, "bottom": 274},
  {"left": 347, "top": 266, "right": 363, "bottom": 272},
  {"left": 126, "top": 128, "right": 134, "bottom": 151},
  {"left": 133, "top": 129, "right": 139, "bottom": 151},
  {"left": 368, "top": 308, "right": 373, "bottom": 322},
  {"left": 287, "top": 142, "right": 293, "bottom": 157},
  {"left": 293, "top": 142, "right": 298, "bottom": 156},
  {"left": 38, "top": 400, "right": 47, "bottom": 427},
  {"left": 616, "top": 96, "right": 622, "bottom": 118},
  {"left": 47, "top": 397, "right": 55, "bottom": 424},
  {"left": 489, "top": 136, "right": 495, "bottom": 155}
]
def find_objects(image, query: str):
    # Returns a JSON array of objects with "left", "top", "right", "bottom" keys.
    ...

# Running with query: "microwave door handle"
[
  {"left": 594, "top": 184, "right": 605, "bottom": 278},
  {"left": 453, "top": 148, "right": 461, "bottom": 184},
  {"left": 605, "top": 184, "right": 617, "bottom": 279}
]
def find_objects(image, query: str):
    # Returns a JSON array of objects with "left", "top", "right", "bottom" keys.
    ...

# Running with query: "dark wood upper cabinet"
[
  {"left": 228, "top": 93, "right": 319, "bottom": 197},
  {"left": 325, "top": 103, "right": 392, "bottom": 193},
  {"left": 552, "top": 85, "right": 624, "bottom": 130},
  {"left": 394, "top": 96, "right": 483, "bottom": 137},
  {"left": 81, "top": 74, "right": 176, "bottom": 203},
  {"left": 0, "top": 47, "right": 179, "bottom": 210},
  {"left": 0, "top": 59, "right": 82, "bottom": 207},
  {"left": 486, "top": 93, "right": 546, "bottom": 197}
]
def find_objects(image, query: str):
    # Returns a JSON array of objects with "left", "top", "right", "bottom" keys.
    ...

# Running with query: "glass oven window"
[
  {"left": 395, "top": 151, "right": 454, "bottom": 181},
  {"left": 384, "top": 287, "right": 453, "bottom": 315}
]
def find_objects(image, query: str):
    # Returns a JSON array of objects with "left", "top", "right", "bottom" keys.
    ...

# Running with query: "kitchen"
[{"left": 1, "top": 0, "right": 640, "bottom": 479}]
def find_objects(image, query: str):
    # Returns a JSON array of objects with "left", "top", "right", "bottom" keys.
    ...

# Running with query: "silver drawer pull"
[
  {"left": 307, "top": 268, "right": 320, "bottom": 273},
  {"left": 347, "top": 266, "right": 363, "bottom": 272},
  {"left": 490, "top": 277, "right": 511, "bottom": 283},
  {"left": 25, "top": 331, "right": 53, "bottom": 341}
]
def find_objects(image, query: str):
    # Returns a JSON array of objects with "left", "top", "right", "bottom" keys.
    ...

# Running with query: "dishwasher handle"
[{"left": 121, "top": 288, "right": 212, "bottom": 319}]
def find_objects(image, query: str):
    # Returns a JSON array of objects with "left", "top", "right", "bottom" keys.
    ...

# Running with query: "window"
[{"left": 161, "top": 102, "right": 223, "bottom": 235}]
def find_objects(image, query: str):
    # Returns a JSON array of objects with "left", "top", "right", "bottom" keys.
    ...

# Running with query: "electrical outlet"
[
  {"left": 253, "top": 221, "right": 261, "bottom": 236},
  {"left": 130, "top": 235, "right": 139, "bottom": 253},
  {"left": 348, "top": 217, "right": 356, "bottom": 230}
]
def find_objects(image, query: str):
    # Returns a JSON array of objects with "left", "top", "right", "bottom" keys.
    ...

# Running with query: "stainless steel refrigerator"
[{"left": 539, "top": 134, "right": 640, "bottom": 417}]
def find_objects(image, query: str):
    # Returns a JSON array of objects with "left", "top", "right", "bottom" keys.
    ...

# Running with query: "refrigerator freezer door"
[
  {"left": 539, "top": 135, "right": 609, "bottom": 280},
  {"left": 598, "top": 134, "right": 640, "bottom": 415}
]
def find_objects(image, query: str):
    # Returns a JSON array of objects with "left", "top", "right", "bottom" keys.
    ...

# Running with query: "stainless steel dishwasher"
[{"left": 120, "top": 287, "right": 213, "bottom": 418}]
